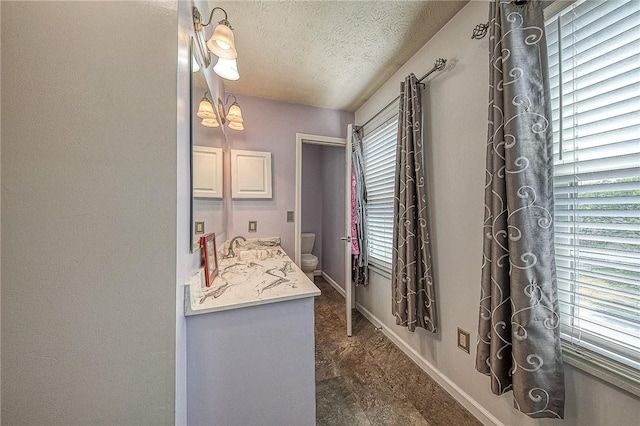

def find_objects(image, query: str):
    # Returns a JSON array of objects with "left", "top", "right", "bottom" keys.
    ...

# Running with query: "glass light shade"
[
  {"left": 228, "top": 121, "right": 244, "bottom": 131},
  {"left": 206, "top": 23, "right": 237, "bottom": 59},
  {"left": 226, "top": 103, "right": 244, "bottom": 123},
  {"left": 201, "top": 117, "right": 220, "bottom": 128},
  {"left": 197, "top": 98, "right": 215, "bottom": 119},
  {"left": 213, "top": 57, "right": 240, "bottom": 81}
]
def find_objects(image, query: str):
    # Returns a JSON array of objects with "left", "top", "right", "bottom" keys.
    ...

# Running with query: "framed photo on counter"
[{"left": 200, "top": 233, "right": 218, "bottom": 287}]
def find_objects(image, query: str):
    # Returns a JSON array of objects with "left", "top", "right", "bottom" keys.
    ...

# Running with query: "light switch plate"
[
  {"left": 457, "top": 328, "right": 470, "bottom": 353},
  {"left": 248, "top": 220, "right": 257, "bottom": 232},
  {"left": 195, "top": 222, "right": 205, "bottom": 234},
  {"left": 287, "top": 211, "right": 294, "bottom": 222}
]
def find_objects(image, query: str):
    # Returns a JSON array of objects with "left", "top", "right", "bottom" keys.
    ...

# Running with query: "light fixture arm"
[
  {"left": 224, "top": 94, "right": 238, "bottom": 106},
  {"left": 198, "top": 7, "right": 233, "bottom": 30},
  {"left": 215, "top": 95, "right": 238, "bottom": 124}
]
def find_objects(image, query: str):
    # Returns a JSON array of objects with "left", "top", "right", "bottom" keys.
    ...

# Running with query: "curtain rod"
[{"left": 356, "top": 58, "right": 447, "bottom": 131}]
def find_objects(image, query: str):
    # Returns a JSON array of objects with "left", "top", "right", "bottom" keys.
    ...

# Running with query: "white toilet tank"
[{"left": 301, "top": 233, "right": 316, "bottom": 253}]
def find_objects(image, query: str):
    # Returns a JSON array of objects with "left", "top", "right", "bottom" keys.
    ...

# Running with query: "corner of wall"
[{"left": 175, "top": 1, "right": 190, "bottom": 424}]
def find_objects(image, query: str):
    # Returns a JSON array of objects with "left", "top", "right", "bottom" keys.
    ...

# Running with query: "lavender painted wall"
[
  {"left": 225, "top": 94, "right": 353, "bottom": 256},
  {"left": 301, "top": 144, "right": 323, "bottom": 269},
  {"left": 187, "top": 298, "right": 316, "bottom": 425},
  {"left": 321, "top": 146, "right": 346, "bottom": 289}
]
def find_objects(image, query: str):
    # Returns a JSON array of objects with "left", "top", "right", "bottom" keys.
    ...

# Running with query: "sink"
[{"left": 236, "top": 247, "right": 280, "bottom": 261}]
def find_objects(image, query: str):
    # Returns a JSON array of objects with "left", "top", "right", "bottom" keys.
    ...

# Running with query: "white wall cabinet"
[
  {"left": 230, "top": 149, "right": 272, "bottom": 199},
  {"left": 193, "top": 146, "right": 223, "bottom": 199}
]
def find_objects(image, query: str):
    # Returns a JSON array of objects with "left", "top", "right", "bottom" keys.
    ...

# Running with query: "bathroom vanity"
[{"left": 184, "top": 238, "right": 320, "bottom": 426}]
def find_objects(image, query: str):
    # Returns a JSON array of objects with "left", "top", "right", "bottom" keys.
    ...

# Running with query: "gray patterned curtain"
[
  {"left": 476, "top": 0, "right": 565, "bottom": 419},
  {"left": 352, "top": 127, "right": 368, "bottom": 286},
  {"left": 392, "top": 74, "right": 437, "bottom": 333}
]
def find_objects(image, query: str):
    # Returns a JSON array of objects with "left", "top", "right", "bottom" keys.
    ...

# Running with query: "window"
[
  {"left": 545, "top": 0, "right": 640, "bottom": 387},
  {"left": 363, "top": 115, "right": 398, "bottom": 271}
]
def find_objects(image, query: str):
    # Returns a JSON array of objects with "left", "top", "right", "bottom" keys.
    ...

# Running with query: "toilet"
[{"left": 300, "top": 233, "right": 319, "bottom": 281}]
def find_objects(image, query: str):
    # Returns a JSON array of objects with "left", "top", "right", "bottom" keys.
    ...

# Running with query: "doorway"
[{"left": 295, "top": 132, "right": 354, "bottom": 336}]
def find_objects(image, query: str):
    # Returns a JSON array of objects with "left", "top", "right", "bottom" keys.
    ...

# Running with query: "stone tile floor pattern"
[{"left": 314, "top": 277, "right": 482, "bottom": 426}]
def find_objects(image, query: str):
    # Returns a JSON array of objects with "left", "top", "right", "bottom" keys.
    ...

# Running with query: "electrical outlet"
[
  {"left": 248, "top": 220, "right": 257, "bottom": 232},
  {"left": 287, "top": 211, "right": 294, "bottom": 222},
  {"left": 457, "top": 328, "right": 470, "bottom": 353}
]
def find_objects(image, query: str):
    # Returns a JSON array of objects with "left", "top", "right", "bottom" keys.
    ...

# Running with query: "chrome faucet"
[{"left": 226, "top": 236, "right": 246, "bottom": 258}]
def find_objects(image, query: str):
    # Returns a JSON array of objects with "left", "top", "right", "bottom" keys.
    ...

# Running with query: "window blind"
[
  {"left": 545, "top": 0, "right": 640, "bottom": 375},
  {"left": 363, "top": 116, "right": 398, "bottom": 270}
]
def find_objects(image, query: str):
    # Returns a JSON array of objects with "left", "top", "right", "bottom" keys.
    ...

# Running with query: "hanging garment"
[{"left": 352, "top": 127, "right": 368, "bottom": 286}]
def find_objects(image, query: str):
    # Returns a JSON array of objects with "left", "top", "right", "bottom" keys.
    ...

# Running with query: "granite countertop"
[{"left": 184, "top": 237, "right": 321, "bottom": 316}]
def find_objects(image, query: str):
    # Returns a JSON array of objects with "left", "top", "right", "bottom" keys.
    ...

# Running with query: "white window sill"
[
  {"left": 367, "top": 261, "right": 392, "bottom": 280},
  {"left": 562, "top": 343, "right": 640, "bottom": 398}
]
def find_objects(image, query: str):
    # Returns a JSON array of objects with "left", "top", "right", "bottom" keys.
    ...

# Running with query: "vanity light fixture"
[
  {"left": 197, "top": 91, "right": 220, "bottom": 128},
  {"left": 193, "top": 6, "right": 239, "bottom": 73},
  {"left": 227, "top": 121, "right": 244, "bottom": 131},
  {"left": 218, "top": 95, "right": 245, "bottom": 131},
  {"left": 201, "top": 117, "right": 220, "bottom": 128},
  {"left": 213, "top": 57, "right": 240, "bottom": 81},
  {"left": 196, "top": 91, "right": 216, "bottom": 119}
]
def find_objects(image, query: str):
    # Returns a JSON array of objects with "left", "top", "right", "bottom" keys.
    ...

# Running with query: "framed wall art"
[{"left": 200, "top": 233, "right": 218, "bottom": 287}]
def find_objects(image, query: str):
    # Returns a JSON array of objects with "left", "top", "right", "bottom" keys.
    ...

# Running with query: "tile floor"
[{"left": 314, "top": 276, "right": 482, "bottom": 426}]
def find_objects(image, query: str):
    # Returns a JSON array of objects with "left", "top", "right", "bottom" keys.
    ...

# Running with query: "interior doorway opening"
[{"left": 295, "top": 132, "right": 354, "bottom": 335}]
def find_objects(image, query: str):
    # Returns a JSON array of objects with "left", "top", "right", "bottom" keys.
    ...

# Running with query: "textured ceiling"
[{"left": 206, "top": 1, "right": 468, "bottom": 111}]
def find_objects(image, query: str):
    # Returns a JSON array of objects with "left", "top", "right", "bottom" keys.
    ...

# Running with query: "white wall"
[
  {"left": 355, "top": 2, "right": 640, "bottom": 425},
  {"left": 2, "top": 2, "right": 177, "bottom": 424}
]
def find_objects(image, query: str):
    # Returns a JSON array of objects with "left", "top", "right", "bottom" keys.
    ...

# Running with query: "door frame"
[{"left": 295, "top": 132, "right": 353, "bottom": 336}]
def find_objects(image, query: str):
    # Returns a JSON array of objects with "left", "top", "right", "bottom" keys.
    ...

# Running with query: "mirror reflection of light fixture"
[
  {"left": 227, "top": 121, "right": 244, "bottom": 131},
  {"left": 226, "top": 103, "right": 243, "bottom": 124},
  {"left": 201, "top": 117, "right": 220, "bottom": 128},
  {"left": 193, "top": 6, "right": 239, "bottom": 75},
  {"left": 196, "top": 91, "right": 216, "bottom": 119},
  {"left": 217, "top": 95, "right": 245, "bottom": 131}
]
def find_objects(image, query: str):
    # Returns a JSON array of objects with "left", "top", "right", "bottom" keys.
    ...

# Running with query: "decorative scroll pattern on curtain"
[
  {"left": 476, "top": 0, "right": 565, "bottom": 419},
  {"left": 392, "top": 74, "right": 437, "bottom": 333},
  {"left": 352, "top": 128, "right": 368, "bottom": 286}
]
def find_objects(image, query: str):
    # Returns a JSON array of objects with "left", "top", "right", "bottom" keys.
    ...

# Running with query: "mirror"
[{"left": 190, "top": 38, "right": 226, "bottom": 253}]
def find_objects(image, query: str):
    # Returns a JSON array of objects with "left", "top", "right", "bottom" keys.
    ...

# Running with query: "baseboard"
[
  {"left": 355, "top": 302, "right": 503, "bottom": 426},
  {"left": 313, "top": 269, "right": 322, "bottom": 277},
  {"left": 320, "top": 271, "right": 346, "bottom": 298}
]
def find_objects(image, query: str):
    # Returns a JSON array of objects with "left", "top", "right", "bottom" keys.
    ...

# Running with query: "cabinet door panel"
[
  {"left": 231, "top": 149, "right": 272, "bottom": 199},
  {"left": 193, "top": 146, "right": 223, "bottom": 199}
]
